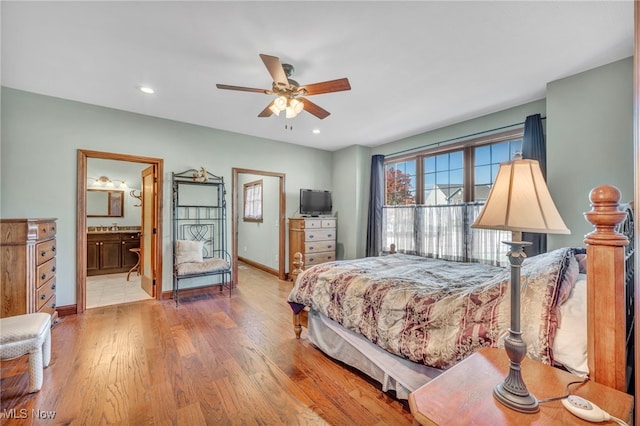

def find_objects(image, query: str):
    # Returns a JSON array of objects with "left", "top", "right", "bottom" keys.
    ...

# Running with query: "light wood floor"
[{"left": 0, "top": 263, "right": 413, "bottom": 425}]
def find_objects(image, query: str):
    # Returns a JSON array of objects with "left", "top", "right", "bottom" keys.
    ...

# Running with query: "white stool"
[{"left": 0, "top": 313, "right": 52, "bottom": 393}]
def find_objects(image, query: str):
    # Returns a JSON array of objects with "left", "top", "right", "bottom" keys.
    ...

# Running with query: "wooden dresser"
[
  {"left": 0, "top": 218, "right": 58, "bottom": 322},
  {"left": 288, "top": 217, "right": 336, "bottom": 280}
]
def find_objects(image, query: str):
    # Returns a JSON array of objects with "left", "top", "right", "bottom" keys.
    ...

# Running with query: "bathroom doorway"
[{"left": 76, "top": 150, "right": 164, "bottom": 313}]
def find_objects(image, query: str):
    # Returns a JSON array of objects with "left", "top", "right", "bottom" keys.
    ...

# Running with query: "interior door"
[{"left": 141, "top": 165, "right": 157, "bottom": 297}]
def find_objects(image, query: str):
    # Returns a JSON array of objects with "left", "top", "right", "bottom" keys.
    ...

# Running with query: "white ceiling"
[{"left": 1, "top": 1, "right": 634, "bottom": 152}]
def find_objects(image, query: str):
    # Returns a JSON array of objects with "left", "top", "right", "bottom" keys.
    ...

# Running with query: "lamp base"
[
  {"left": 494, "top": 383, "right": 539, "bottom": 413},
  {"left": 495, "top": 238, "right": 539, "bottom": 414}
]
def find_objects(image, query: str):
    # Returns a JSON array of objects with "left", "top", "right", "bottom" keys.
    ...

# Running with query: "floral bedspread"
[{"left": 288, "top": 248, "right": 579, "bottom": 369}]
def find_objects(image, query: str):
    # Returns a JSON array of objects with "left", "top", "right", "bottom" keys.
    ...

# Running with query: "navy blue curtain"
[
  {"left": 521, "top": 113, "right": 546, "bottom": 256},
  {"left": 366, "top": 155, "right": 385, "bottom": 257}
]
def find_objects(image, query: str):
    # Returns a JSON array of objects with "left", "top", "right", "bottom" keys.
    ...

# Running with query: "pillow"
[
  {"left": 552, "top": 273, "right": 588, "bottom": 377},
  {"left": 175, "top": 240, "right": 204, "bottom": 264},
  {"left": 573, "top": 248, "right": 587, "bottom": 274}
]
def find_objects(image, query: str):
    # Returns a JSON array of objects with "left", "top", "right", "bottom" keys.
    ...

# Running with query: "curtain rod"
[{"left": 385, "top": 116, "right": 546, "bottom": 159}]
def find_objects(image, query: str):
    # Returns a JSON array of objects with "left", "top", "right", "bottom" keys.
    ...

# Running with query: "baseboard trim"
[
  {"left": 56, "top": 304, "right": 77, "bottom": 317},
  {"left": 238, "top": 256, "right": 278, "bottom": 277}
]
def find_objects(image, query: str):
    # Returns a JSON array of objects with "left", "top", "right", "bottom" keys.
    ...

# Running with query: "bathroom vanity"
[{"left": 87, "top": 230, "right": 140, "bottom": 276}]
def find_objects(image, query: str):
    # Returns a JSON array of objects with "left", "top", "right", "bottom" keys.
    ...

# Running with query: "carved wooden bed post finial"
[
  {"left": 290, "top": 252, "right": 304, "bottom": 284},
  {"left": 583, "top": 184, "right": 629, "bottom": 391},
  {"left": 584, "top": 185, "right": 629, "bottom": 247}
]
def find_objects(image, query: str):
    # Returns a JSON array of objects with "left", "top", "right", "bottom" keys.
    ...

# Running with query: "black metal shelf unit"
[{"left": 172, "top": 168, "right": 232, "bottom": 305}]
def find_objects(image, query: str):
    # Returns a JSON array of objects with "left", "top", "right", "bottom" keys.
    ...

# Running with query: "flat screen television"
[{"left": 300, "top": 189, "right": 332, "bottom": 216}]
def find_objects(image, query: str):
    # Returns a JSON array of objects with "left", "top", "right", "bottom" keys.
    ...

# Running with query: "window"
[
  {"left": 385, "top": 159, "right": 416, "bottom": 205},
  {"left": 382, "top": 129, "right": 523, "bottom": 266},
  {"left": 243, "top": 180, "right": 263, "bottom": 222},
  {"left": 423, "top": 151, "right": 464, "bottom": 205},
  {"left": 474, "top": 139, "right": 522, "bottom": 202}
]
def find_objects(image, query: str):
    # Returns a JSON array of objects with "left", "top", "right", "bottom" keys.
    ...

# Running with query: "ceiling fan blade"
[
  {"left": 258, "top": 102, "right": 274, "bottom": 118},
  {"left": 300, "top": 78, "right": 351, "bottom": 96},
  {"left": 259, "top": 54, "right": 289, "bottom": 87},
  {"left": 216, "top": 84, "right": 270, "bottom": 94},
  {"left": 301, "top": 98, "right": 330, "bottom": 119}
]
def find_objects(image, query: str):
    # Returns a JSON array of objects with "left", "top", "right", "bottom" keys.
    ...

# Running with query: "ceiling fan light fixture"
[
  {"left": 269, "top": 104, "right": 281, "bottom": 116},
  {"left": 290, "top": 98, "right": 303, "bottom": 114},
  {"left": 217, "top": 53, "right": 350, "bottom": 120},
  {"left": 274, "top": 96, "right": 287, "bottom": 111}
]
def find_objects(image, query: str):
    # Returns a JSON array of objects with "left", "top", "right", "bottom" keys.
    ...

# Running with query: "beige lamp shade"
[{"left": 471, "top": 158, "right": 570, "bottom": 235}]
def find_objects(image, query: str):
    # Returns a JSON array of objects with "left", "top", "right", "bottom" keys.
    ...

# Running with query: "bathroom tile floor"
[{"left": 86, "top": 272, "right": 153, "bottom": 309}]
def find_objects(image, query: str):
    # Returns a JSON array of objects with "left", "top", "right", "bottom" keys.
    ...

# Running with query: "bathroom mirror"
[{"left": 87, "top": 189, "right": 124, "bottom": 217}]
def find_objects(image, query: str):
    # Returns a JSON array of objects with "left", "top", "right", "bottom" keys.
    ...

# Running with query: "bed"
[{"left": 287, "top": 185, "right": 635, "bottom": 399}]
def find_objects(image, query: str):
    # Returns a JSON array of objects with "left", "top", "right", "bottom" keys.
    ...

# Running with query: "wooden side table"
[{"left": 409, "top": 347, "right": 633, "bottom": 425}]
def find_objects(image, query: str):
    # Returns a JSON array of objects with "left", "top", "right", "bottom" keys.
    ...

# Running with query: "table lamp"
[{"left": 471, "top": 155, "right": 570, "bottom": 413}]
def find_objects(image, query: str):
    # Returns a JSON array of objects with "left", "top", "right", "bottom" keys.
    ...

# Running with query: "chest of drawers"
[
  {"left": 0, "top": 218, "right": 58, "bottom": 322},
  {"left": 288, "top": 217, "right": 336, "bottom": 280}
]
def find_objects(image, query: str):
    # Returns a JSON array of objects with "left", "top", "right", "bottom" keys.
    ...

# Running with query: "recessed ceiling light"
[
  {"left": 312, "top": 129, "right": 320, "bottom": 134},
  {"left": 139, "top": 86, "right": 155, "bottom": 94}
]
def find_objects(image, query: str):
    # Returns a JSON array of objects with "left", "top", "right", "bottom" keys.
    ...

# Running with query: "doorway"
[
  {"left": 231, "top": 168, "right": 286, "bottom": 286},
  {"left": 77, "top": 150, "right": 164, "bottom": 313}
]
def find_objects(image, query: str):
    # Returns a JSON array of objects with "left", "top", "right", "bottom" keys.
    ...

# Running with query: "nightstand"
[{"left": 409, "top": 347, "right": 633, "bottom": 425}]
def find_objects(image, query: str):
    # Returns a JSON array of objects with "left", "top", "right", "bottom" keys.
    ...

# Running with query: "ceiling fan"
[{"left": 216, "top": 54, "right": 351, "bottom": 120}]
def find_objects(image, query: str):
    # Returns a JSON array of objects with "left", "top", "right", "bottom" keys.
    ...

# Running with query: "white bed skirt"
[{"left": 307, "top": 310, "right": 442, "bottom": 400}]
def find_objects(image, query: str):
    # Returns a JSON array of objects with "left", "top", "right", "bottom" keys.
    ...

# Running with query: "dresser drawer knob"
[
  {"left": 41, "top": 251, "right": 46, "bottom": 257},
  {"left": 52, "top": 266, "right": 56, "bottom": 272},
  {"left": 309, "top": 257, "right": 314, "bottom": 262},
  {"left": 52, "top": 246, "right": 56, "bottom": 252},
  {"left": 309, "top": 235, "right": 315, "bottom": 239},
  {"left": 309, "top": 246, "right": 314, "bottom": 250},
  {"left": 40, "top": 294, "right": 46, "bottom": 300},
  {"left": 328, "top": 234, "right": 333, "bottom": 238},
  {"left": 328, "top": 245, "right": 332, "bottom": 249},
  {"left": 328, "top": 256, "right": 333, "bottom": 260},
  {"left": 51, "top": 303, "right": 56, "bottom": 309},
  {"left": 41, "top": 273, "right": 46, "bottom": 280},
  {"left": 51, "top": 283, "right": 56, "bottom": 290}
]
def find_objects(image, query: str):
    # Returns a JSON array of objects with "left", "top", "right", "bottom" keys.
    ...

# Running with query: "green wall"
[
  {"left": 546, "top": 57, "right": 633, "bottom": 249},
  {"left": 331, "top": 144, "right": 370, "bottom": 260},
  {"left": 0, "top": 87, "right": 333, "bottom": 306}
]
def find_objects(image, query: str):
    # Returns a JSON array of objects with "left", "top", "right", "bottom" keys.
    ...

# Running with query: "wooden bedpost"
[
  {"left": 290, "top": 252, "right": 304, "bottom": 284},
  {"left": 584, "top": 185, "right": 629, "bottom": 391},
  {"left": 292, "top": 252, "right": 305, "bottom": 339}
]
